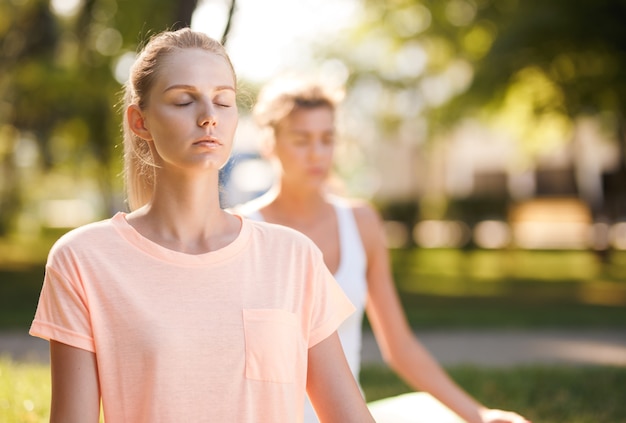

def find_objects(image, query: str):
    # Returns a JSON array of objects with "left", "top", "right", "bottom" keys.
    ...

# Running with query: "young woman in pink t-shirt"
[{"left": 30, "top": 29, "right": 374, "bottom": 423}]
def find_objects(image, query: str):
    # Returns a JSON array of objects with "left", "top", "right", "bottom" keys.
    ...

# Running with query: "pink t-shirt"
[{"left": 30, "top": 212, "right": 354, "bottom": 423}]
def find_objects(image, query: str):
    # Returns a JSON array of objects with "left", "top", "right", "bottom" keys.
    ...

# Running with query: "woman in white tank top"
[{"left": 235, "top": 76, "right": 530, "bottom": 423}]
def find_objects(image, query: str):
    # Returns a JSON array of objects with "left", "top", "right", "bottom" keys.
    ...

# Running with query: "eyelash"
[{"left": 174, "top": 101, "right": 232, "bottom": 108}]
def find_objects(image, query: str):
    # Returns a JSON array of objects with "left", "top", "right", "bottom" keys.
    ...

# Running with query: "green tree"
[
  {"left": 0, "top": 0, "right": 199, "bottom": 235},
  {"left": 322, "top": 0, "right": 626, "bottom": 218},
  {"left": 450, "top": 0, "right": 626, "bottom": 219}
]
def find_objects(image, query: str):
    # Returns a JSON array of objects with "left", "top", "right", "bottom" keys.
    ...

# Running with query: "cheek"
[
  {"left": 277, "top": 145, "right": 306, "bottom": 163},
  {"left": 221, "top": 109, "right": 239, "bottom": 128},
  {"left": 322, "top": 144, "right": 335, "bottom": 158}
]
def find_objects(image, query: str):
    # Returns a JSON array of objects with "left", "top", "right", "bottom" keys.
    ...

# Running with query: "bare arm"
[
  {"left": 306, "top": 332, "right": 375, "bottom": 423},
  {"left": 354, "top": 203, "right": 530, "bottom": 423},
  {"left": 50, "top": 340, "right": 100, "bottom": 423}
]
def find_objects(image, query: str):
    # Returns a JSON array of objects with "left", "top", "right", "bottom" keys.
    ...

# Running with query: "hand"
[{"left": 480, "top": 408, "right": 531, "bottom": 423}]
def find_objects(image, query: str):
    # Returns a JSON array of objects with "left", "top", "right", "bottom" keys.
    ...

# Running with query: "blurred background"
[
  {"left": 2, "top": 0, "right": 626, "bottom": 252},
  {"left": 3, "top": 0, "right": 626, "bottom": 306},
  {"left": 1, "top": 1, "right": 626, "bottom": 421}
]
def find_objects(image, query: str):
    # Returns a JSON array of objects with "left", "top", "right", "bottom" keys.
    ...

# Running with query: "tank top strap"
[{"left": 328, "top": 196, "right": 367, "bottom": 280}]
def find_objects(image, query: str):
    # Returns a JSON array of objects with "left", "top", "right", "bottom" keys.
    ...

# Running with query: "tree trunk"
[{"left": 173, "top": 0, "right": 199, "bottom": 29}]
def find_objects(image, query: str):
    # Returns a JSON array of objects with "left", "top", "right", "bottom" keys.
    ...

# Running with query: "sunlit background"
[{"left": 2, "top": 0, "right": 626, "bottom": 254}]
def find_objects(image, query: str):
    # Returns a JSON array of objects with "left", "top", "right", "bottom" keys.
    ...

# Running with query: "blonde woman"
[
  {"left": 236, "top": 76, "right": 531, "bottom": 423},
  {"left": 30, "top": 29, "right": 373, "bottom": 423}
]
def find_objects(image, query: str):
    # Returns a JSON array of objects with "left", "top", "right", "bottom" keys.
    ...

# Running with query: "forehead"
[
  {"left": 282, "top": 107, "right": 335, "bottom": 130},
  {"left": 156, "top": 48, "right": 235, "bottom": 88}
]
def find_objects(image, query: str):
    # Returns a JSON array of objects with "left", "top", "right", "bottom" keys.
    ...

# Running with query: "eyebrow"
[{"left": 162, "top": 84, "right": 236, "bottom": 93}]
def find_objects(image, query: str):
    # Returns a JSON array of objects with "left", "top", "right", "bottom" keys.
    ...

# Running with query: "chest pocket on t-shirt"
[{"left": 243, "top": 309, "right": 301, "bottom": 383}]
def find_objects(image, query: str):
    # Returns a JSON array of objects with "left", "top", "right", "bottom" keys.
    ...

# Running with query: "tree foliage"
[
  {"left": 0, "top": 0, "right": 198, "bottom": 234},
  {"left": 316, "top": 0, "right": 626, "bottom": 220},
  {"left": 448, "top": 0, "right": 626, "bottom": 129},
  {"left": 327, "top": 0, "right": 626, "bottom": 145}
]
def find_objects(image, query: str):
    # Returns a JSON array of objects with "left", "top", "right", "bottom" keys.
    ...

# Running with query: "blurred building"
[{"left": 223, "top": 116, "right": 625, "bottom": 250}]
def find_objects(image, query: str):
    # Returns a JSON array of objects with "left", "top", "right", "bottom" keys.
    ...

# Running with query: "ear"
[{"left": 127, "top": 105, "right": 153, "bottom": 141}]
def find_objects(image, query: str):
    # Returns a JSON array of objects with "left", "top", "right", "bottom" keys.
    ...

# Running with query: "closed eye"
[{"left": 214, "top": 92, "right": 236, "bottom": 108}]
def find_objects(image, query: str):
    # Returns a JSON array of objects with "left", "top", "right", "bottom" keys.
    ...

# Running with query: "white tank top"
[{"left": 243, "top": 196, "right": 368, "bottom": 422}]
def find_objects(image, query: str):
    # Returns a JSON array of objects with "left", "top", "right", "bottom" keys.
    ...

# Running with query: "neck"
[
  {"left": 128, "top": 171, "right": 239, "bottom": 254},
  {"left": 277, "top": 178, "right": 328, "bottom": 207},
  {"left": 255, "top": 181, "right": 332, "bottom": 228},
  {"left": 153, "top": 170, "right": 221, "bottom": 216}
]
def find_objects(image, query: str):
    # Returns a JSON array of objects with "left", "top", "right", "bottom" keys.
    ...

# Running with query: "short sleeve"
[
  {"left": 306, "top": 250, "right": 356, "bottom": 348},
  {"left": 29, "top": 260, "right": 95, "bottom": 353}
]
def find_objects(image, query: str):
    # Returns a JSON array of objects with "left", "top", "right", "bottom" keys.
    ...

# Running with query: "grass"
[
  {"left": 388, "top": 248, "right": 626, "bottom": 329},
  {"left": 0, "top": 266, "right": 45, "bottom": 329},
  {"left": 361, "top": 364, "right": 626, "bottom": 423},
  {"left": 0, "top": 357, "right": 50, "bottom": 423},
  {"left": 2, "top": 357, "right": 624, "bottom": 423},
  {"left": 0, "top": 357, "right": 105, "bottom": 423},
  {"left": 396, "top": 294, "right": 626, "bottom": 329},
  {"left": 392, "top": 249, "right": 626, "bottom": 301}
]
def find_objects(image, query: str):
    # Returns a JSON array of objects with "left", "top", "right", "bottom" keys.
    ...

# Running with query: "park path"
[
  {"left": 362, "top": 328, "right": 626, "bottom": 367},
  {"left": 2, "top": 328, "right": 626, "bottom": 367}
]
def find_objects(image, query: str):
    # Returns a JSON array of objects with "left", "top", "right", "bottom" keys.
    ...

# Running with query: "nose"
[
  {"left": 198, "top": 103, "right": 217, "bottom": 127},
  {"left": 198, "top": 115, "right": 216, "bottom": 127},
  {"left": 310, "top": 139, "right": 326, "bottom": 159}
]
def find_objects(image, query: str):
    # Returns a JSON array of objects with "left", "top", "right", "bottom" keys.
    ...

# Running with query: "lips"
[
  {"left": 193, "top": 136, "right": 221, "bottom": 146},
  {"left": 308, "top": 167, "right": 327, "bottom": 176}
]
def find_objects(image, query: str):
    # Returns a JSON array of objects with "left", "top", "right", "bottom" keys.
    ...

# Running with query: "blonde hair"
[
  {"left": 122, "top": 28, "right": 236, "bottom": 211},
  {"left": 253, "top": 76, "right": 344, "bottom": 132}
]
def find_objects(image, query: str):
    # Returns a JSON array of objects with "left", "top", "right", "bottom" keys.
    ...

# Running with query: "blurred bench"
[{"left": 508, "top": 197, "right": 592, "bottom": 249}]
